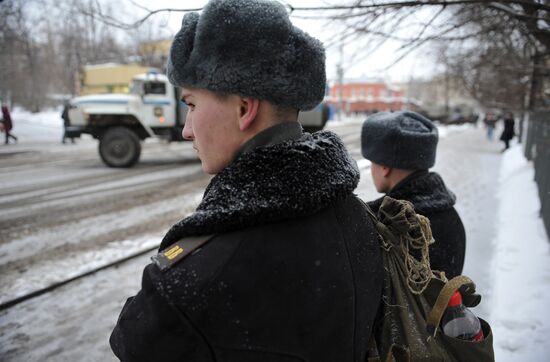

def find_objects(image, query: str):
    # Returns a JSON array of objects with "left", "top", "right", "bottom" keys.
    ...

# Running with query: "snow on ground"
[
  {"left": 10, "top": 107, "right": 65, "bottom": 142},
  {"left": 490, "top": 145, "right": 550, "bottom": 361}
]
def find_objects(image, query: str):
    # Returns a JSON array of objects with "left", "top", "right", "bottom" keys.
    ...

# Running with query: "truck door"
[{"left": 143, "top": 81, "right": 175, "bottom": 128}]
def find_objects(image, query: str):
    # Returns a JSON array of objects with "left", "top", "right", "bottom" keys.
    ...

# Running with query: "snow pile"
[
  {"left": 11, "top": 107, "right": 63, "bottom": 127},
  {"left": 436, "top": 123, "right": 475, "bottom": 139},
  {"left": 327, "top": 113, "right": 365, "bottom": 126},
  {"left": 491, "top": 145, "right": 550, "bottom": 361},
  {"left": 356, "top": 158, "right": 371, "bottom": 171},
  {"left": 8, "top": 107, "right": 64, "bottom": 142}
]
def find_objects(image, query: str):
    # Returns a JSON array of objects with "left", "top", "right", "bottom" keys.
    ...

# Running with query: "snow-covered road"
[
  {"left": 0, "top": 111, "right": 548, "bottom": 361},
  {"left": 0, "top": 134, "right": 212, "bottom": 307}
]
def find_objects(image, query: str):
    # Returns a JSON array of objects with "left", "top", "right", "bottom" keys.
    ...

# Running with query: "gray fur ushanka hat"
[
  {"left": 361, "top": 111, "right": 439, "bottom": 170},
  {"left": 166, "top": 0, "right": 326, "bottom": 110}
]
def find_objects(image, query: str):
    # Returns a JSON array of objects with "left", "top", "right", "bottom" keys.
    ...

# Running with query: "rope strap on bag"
[
  {"left": 363, "top": 196, "right": 494, "bottom": 362},
  {"left": 366, "top": 197, "right": 435, "bottom": 294}
]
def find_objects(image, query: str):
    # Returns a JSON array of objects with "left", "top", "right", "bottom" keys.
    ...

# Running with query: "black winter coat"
[
  {"left": 499, "top": 118, "right": 515, "bottom": 142},
  {"left": 1, "top": 106, "right": 12, "bottom": 131},
  {"left": 110, "top": 129, "right": 383, "bottom": 362},
  {"left": 368, "top": 171, "right": 465, "bottom": 278}
]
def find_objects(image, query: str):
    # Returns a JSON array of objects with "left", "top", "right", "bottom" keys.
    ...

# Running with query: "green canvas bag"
[{"left": 364, "top": 196, "right": 495, "bottom": 362}]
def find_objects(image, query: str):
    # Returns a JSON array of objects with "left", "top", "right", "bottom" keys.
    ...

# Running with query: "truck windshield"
[{"left": 144, "top": 82, "right": 166, "bottom": 95}]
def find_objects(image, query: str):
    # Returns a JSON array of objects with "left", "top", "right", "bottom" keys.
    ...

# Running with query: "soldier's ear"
[
  {"left": 238, "top": 97, "right": 260, "bottom": 131},
  {"left": 383, "top": 166, "right": 392, "bottom": 178}
]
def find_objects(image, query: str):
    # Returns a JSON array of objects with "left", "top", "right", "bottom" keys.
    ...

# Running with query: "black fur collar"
[
  {"left": 368, "top": 171, "right": 456, "bottom": 215},
  {"left": 160, "top": 131, "right": 359, "bottom": 249}
]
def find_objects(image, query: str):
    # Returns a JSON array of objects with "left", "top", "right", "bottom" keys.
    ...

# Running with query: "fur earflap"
[{"left": 166, "top": 0, "right": 326, "bottom": 111}]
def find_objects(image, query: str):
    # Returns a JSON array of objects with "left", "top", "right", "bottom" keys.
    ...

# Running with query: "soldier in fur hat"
[
  {"left": 110, "top": 1, "right": 383, "bottom": 360},
  {"left": 361, "top": 111, "right": 466, "bottom": 278}
]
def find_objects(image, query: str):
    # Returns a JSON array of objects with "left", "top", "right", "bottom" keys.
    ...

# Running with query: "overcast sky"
[{"left": 127, "top": 0, "right": 438, "bottom": 83}]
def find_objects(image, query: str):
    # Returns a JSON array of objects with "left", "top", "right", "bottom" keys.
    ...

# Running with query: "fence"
[{"left": 524, "top": 111, "right": 550, "bottom": 239}]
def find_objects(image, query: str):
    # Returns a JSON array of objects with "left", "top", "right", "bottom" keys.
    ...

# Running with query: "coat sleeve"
[{"left": 109, "top": 264, "right": 214, "bottom": 362}]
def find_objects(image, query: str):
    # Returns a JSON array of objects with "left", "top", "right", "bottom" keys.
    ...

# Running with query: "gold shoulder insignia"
[{"left": 151, "top": 234, "right": 215, "bottom": 272}]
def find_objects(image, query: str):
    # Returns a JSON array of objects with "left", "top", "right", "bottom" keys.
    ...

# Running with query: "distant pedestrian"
[
  {"left": 361, "top": 111, "right": 466, "bottom": 278},
  {"left": 483, "top": 112, "right": 498, "bottom": 140},
  {"left": 499, "top": 112, "right": 515, "bottom": 151},
  {"left": 61, "top": 102, "right": 75, "bottom": 144},
  {"left": 1, "top": 104, "right": 18, "bottom": 145}
]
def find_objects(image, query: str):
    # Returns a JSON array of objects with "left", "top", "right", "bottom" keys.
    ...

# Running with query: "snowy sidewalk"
[{"left": 490, "top": 145, "right": 550, "bottom": 361}]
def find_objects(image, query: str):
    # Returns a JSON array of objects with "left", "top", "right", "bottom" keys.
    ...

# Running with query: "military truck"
[{"left": 65, "top": 72, "right": 329, "bottom": 168}]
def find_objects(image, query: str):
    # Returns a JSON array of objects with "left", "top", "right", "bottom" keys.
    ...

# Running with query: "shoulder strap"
[
  {"left": 360, "top": 197, "right": 408, "bottom": 250},
  {"left": 151, "top": 234, "right": 216, "bottom": 272},
  {"left": 360, "top": 198, "right": 394, "bottom": 242}
]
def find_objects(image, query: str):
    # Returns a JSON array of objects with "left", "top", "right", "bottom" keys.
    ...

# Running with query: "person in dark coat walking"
[
  {"left": 110, "top": 1, "right": 383, "bottom": 361},
  {"left": 499, "top": 112, "right": 515, "bottom": 151},
  {"left": 361, "top": 111, "right": 466, "bottom": 278},
  {"left": 1, "top": 104, "right": 18, "bottom": 144}
]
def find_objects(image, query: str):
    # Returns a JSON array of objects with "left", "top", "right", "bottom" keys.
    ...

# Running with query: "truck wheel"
[{"left": 99, "top": 127, "right": 141, "bottom": 168}]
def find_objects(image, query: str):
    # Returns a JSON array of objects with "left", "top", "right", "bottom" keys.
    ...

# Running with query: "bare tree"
[
  {"left": 65, "top": 0, "right": 550, "bottom": 111},
  {"left": 0, "top": 0, "right": 51, "bottom": 111},
  {"left": 436, "top": 29, "right": 533, "bottom": 112},
  {"left": 0, "top": 0, "right": 136, "bottom": 111},
  {"left": 315, "top": 0, "right": 550, "bottom": 111}
]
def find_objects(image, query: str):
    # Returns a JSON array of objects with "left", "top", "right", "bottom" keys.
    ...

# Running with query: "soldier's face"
[{"left": 181, "top": 88, "right": 243, "bottom": 174}]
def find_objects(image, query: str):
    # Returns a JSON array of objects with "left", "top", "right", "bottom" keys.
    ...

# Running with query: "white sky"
[{"left": 127, "top": 0, "right": 438, "bottom": 83}]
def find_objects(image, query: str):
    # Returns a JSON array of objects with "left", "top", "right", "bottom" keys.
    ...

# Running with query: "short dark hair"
[
  {"left": 212, "top": 92, "right": 297, "bottom": 123},
  {"left": 273, "top": 106, "right": 298, "bottom": 123}
]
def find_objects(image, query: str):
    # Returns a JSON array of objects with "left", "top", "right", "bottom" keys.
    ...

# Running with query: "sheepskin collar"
[
  {"left": 368, "top": 171, "right": 456, "bottom": 215},
  {"left": 160, "top": 130, "right": 359, "bottom": 249}
]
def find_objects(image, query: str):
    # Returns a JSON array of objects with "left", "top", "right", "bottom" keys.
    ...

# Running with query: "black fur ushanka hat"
[
  {"left": 166, "top": 0, "right": 326, "bottom": 111},
  {"left": 361, "top": 111, "right": 439, "bottom": 170}
]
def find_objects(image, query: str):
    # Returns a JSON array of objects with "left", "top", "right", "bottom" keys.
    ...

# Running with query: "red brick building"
[{"left": 327, "top": 78, "right": 417, "bottom": 114}]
